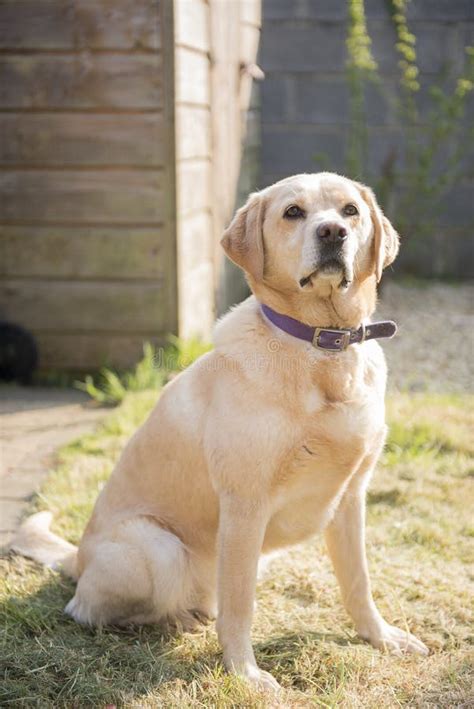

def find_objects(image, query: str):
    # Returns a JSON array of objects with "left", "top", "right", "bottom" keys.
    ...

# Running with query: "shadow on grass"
[
  {"left": 1, "top": 567, "right": 217, "bottom": 705},
  {"left": 254, "top": 631, "right": 365, "bottom": 692},
  {"left": 367, "top": 487, "right": 407, "bottom": 506},
  {"left": 1, "top": 560, "right": 362, "bottom": 704}
]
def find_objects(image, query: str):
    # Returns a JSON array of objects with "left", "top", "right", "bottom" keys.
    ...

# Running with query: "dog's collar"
[{"left": 260, "top": 303, "right": 397, "bottom": 351}]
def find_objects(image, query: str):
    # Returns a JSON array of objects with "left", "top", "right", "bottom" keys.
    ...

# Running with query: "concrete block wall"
[{"left": 259, "top": 0, "right": 474, "bottom": 277}]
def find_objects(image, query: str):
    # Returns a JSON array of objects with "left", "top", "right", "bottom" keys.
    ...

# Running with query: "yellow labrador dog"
[{"left": 13, "top": 172, "right": 428, "bottom": 691}]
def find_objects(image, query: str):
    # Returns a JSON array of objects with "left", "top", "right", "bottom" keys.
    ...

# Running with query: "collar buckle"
[{"left": 312, "top": 327, "right": 351, "bottom": 351}]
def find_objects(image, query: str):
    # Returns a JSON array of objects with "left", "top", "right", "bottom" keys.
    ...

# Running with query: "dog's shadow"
[
  {"left": 254, "top": 629, "right": 364, "bottom": 688},
  {"left": 2, "top": 559, "right": 361, "bottom": 703}
]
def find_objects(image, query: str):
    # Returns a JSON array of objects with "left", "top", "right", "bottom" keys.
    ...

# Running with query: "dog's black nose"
[{"left": 316, "top": 222, "right": 348, "bottom": 243}]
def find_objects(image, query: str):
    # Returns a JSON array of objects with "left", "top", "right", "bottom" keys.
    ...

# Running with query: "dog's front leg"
[
  {"left": 325, "top": 472, "right": 428, "bottom": 656},
  {"left": 216, "top": 493, "right": 280, "bottom": 691}
]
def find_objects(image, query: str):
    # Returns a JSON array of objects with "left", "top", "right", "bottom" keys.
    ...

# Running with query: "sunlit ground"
[{"left": 1, "top": 385, "right": 472, "bottom": 707}]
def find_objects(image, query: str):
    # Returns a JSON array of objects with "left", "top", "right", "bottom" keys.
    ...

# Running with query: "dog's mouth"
[{"left": 299, "top": 260, "right": 352, "bottom": 290}]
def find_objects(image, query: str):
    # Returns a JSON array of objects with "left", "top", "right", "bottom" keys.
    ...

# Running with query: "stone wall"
[{"left": 259, "top": 0, "right": 474, "bottom": 277}]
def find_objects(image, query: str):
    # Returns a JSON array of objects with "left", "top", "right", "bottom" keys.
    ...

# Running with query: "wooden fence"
[{"left": 0, "top": 0, "right": 261, "bottom": 370}]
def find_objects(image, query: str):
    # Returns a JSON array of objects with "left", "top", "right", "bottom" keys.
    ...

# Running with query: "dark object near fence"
[{"left": 0, "top": 322, "right": 38, "bottom": 384}]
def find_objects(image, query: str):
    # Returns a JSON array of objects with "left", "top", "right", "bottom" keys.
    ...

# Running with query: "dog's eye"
[
  {"left": 284, "top": 205, "right": 305, "bottom": 219},
  {"left": 342, "top": 203, "right": 359, "bottom": 217}
]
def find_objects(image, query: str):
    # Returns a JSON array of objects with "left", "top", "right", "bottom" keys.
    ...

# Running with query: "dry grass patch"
[{"left": 1, "top": 392, "right": 473, "bottom": 707}]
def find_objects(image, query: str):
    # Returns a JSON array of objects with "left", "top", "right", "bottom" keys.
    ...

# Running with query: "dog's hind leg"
[{"left": 65, "top": 517, "right": 201, "bottom": 628}]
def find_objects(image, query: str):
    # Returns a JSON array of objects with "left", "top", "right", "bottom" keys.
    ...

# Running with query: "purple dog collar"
[{"left": 261, "top": 303, "right": 397, "bottom": 351}]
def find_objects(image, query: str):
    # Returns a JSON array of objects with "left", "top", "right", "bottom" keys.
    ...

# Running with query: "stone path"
[
  {"left": 377, "top": 281, "right": 473, "bottom": 393},
  {"left": 0, "top": 386, "right": 106, "bottom": 549}
]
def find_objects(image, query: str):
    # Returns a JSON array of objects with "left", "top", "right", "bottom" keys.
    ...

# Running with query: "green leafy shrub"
[{"left": 76, "top": 338, "right": 212, "bottom": 406}]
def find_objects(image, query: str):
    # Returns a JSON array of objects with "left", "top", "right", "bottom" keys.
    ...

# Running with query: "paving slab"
[{"left": 0, "top": 386, "right": 106, "bottom": 549}]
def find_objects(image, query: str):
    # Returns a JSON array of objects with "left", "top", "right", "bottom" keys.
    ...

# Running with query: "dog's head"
[{"left": 221, "top": 173, "right": 399, "bottom": 302}]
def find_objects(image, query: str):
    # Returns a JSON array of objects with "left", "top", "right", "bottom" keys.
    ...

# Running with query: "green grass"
[
  {"left": 76, "top": 338, "right": 212, "bottom": 406},
  {"left": 1, "top": 392, "right": 473, "bottom": 707}
]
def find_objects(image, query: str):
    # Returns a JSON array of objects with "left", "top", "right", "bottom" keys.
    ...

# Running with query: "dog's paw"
[
  {"left": 363, "top": 621, "right": 429, "bottom": 656},
  {"left": 226, "top": 659, "right": 281, "bottom": 692},
  {"left": 242, "top": 665, "right": 281, "bottom": 692}
]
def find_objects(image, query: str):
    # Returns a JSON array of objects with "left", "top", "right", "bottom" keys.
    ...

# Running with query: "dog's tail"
[{"left": 10, "top": 511, "right": 79, "bottom": 580}]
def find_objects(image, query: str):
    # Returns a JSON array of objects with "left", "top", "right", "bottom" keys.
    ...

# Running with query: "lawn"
[{"left": 1, "top": 389, "right": 473, "bottom": 707}]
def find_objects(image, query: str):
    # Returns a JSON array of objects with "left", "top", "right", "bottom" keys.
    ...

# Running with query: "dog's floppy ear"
[
  {"left": 356, "top": 183, "right": 400, "bottom": 282},
  {"left": 221, "top": 192, "right": 265, "bottom": 281}
]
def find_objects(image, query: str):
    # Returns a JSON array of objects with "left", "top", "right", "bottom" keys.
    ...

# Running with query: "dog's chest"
[
  {"left": 264, "top": 406, "right": 378, "bottom": 551},
  {"left": 263, "top": 355, "right": 384, "bottom": 551},
  {"left": 296, "top": 349, "right": 384, "bottom": 462}
]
